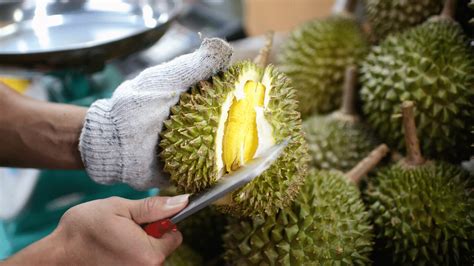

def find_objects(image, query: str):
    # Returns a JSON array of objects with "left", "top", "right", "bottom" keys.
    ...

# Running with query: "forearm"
[
  {"left": 1, "top": 230, "right": 67, "bottom": 266},
  {"left": 0, "top": 83, "right": 86, "bottom": 169}
]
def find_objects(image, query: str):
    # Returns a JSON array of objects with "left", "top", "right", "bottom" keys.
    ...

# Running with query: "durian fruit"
[
  {"left": 470, "top": 0, "right": 474, "bottom": 24},
  {"left": 366, "top": 101, "right": 474, "bottom": 265},
  {"left": 223, "top": 144, "right": 390, "bottom": 265},
  {"left": 159, "top": 187, "right": 227, "bottom": 261},
  {"left": 165, "top": 245, "right": 203, "bottom": 266},
  {"left": 304, "top": 66, "right": 378, "bottom": 172},
  {"left": 160, "top": 33, "right": 309, "bottom": 217},
  {"left": 360, "top": 0, "right": 474, "bottom": 161},
  {"left": 179, "top": 207, "right": 227, "bottom": 261},
  {"left": 278, "top": 0, "right": 368, "bottom": 117},
  {"left": 365, "top": 0, "right": 443, "bottom": 41}
]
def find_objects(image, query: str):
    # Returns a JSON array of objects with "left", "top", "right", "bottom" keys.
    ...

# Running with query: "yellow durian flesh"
[{"left": 222, "top": 80, "right": 266, "bottom": 172}]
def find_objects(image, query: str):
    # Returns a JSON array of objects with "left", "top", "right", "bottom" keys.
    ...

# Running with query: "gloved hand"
[{"left": 79, "top": 38, "right": 233, "bottom": 190}]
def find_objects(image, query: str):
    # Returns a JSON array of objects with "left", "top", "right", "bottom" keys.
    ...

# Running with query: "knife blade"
[{"left": 144, "top": 138, "right": 290, "bottom": 238}]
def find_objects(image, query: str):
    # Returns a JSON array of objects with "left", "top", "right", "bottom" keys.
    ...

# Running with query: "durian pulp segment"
[
  {"left": 215, "top": 67, "right": 275, "bottom": 178},
  {"left": 223, "top": 80, "right": 265, "bottom": 172}
]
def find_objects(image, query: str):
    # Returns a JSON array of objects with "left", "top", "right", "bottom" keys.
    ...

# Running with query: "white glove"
[{"left": 79, "top": 38, "right": 233, "bottom": 190}]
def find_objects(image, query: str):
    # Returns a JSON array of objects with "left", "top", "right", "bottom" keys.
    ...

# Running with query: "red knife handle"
[{"left": 144, "top": 219, "right": 177, "bottom": 238}]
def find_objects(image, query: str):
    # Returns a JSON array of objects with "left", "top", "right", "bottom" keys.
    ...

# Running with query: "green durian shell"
[
  {"left": 360, "top": 19, "right": 474, "bottom": 162},
  {"left": 366, "top": 0, "right": 443, "bottom": 41},
  {"left": 366, "top": 161, "right": 474, "bottom": 265},
  {"left": 179, "top": 207, "right": 227, "bottom": 261},
  {"left": 223, "top": 170, "right": 374, "bottom": 265},
  {"left": 278, "top": 15, "right": 368, "bottom": 117},
  {"left": 470, "top": 0, "right": 474, "bottom": 24},
  {"left": 159, "top": 187, "right": 226, "bottom": 261},
  {"left": 164, "top": 245, "right": 203, "bottom": 266},
  {"left": 303, "top": 113, "right": 378, "bottom": 172},
  {"left": 160, "top": 61, "right": 309, "bottom": 217}
]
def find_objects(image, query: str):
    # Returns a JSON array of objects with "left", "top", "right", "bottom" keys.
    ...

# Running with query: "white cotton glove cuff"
[{"left": 79, "top": 38, "right": 233, "bottom": 190}]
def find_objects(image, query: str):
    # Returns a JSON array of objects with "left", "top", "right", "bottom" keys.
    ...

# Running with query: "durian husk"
[
  {"left": 360, "top": 19, "right": 474, "bottom": 162},
  {"left": 223, "top": 169, "right": 374, "bottom": 265},
  {"left": 159, "top": 187, "right": 227, "bottom": 261},
  {"left": 365, "top": 0, "right": 444, "bottom": 41},
  {"left": 278, "top": 14, "right": 368, "bottom": 117},
  {"left": 164, "top": 245, "right": 203, "bottom": 266},
  {"left": 160, "top": 61, "right": 309, "bottom": 217},
  {"left": 366, "top": 161, "right": 474, "bottom": 265},
  {"left": 179, "top": 207, "right": 227, "bottom": 261},
  {"left": 470, "top": 0, "right": 474, "bottom": 24},
  {"left": 303, "top": 113, "right": 378, "bottom": 172}
]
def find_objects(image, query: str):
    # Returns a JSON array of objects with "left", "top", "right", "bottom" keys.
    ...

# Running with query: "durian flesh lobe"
[
  {"left": 223, "top": 80, "right": 266, "bottom": 172},
  {"left": 366, "top": 161, "right": 474, "bottom": 265},
  {"left": 160, "top": 62, "right": 308, "bottom": 217}
]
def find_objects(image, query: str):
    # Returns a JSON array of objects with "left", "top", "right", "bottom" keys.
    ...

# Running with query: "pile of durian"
[{"left": 159, "top": 0, "right": 473, "bottom": 264}]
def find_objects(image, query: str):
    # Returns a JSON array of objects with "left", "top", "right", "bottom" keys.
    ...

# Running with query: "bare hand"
[{"left": 3, "top": 194, "right": 189, "bottom": 266}]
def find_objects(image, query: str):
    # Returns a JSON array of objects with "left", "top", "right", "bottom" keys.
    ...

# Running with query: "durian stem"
[
  {"left": 341, "top": 65, "right": 358, "bottom": 116},
  {"left": 254, "top": 31, "right": 274, "bottom": 68},
  {"left": 402, "top": 101, "right": 425, "bottom": 166},
  {"left": 440, "top": 0, "right": 457, "bottom": 19},
  {"left": 346, "top": 144, "right": 389, "bottom": 184},
  {"left": 342, "top": 0, "right": 358, "bottom": 14}
]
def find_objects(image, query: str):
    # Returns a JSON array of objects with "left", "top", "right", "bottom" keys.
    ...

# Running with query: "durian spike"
[
  {"left": 345, "top": 144, "right": 389, "bottom": 184},
  {"left": 342, "top": 0, "right": 358, "bottom": 14},
  {"left": 341, "top": 65, "right": 358, "bottom": 117},
  {"left": 440, "top": 0, "right": 457, "bottom": 19},
  {"left": 401, "top": 101, "right": 426, "bottom": 166},
  {"left": 254, "top": 31, "right": 274, "bottom": 68}
]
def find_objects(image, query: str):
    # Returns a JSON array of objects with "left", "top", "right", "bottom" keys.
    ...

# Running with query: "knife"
[{"left": 144, "top": 138, "right": 290, "bottom": 238}]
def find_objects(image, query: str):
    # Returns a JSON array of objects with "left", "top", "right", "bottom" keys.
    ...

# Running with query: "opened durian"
[
  {"left": 365, "top": 0, "right": 443, "bottom": 41},
  {"left": 278, "top": 0, "right": 368, "bottom": 117},
  {"left": 160, "top": 33, "right": 309, "bottom": 217},
  {"left": 304, "top": 66, "right": 378, "bottom": 171},
  {"left": 165, "top": 245, "right": 203, "bottom": 266},
  {"left": 366, "top": 101, "right": 474, "bottom": 265},
  {"left": 223, "top": 145, "right": 389, "bottom": 265},
  {"left": 360, "top": 1, "right": 474, "bottom": 161}
]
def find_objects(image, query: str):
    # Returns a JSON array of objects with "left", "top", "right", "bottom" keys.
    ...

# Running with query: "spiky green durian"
[
  {"left": 223, "top": 169, "right": 373, "bottom": 265},
  {"left": 160, "top": 62, "right": 309, "bottom": 217},
  {"left": 304, "top": 113, "right": 377, "bottom": 172},
  {"left": 470, "top": 0, "right": 474, "bottom": 24},
  {"left": 165, "top": 245, "right": 203, "bottom": 266},
  {"left": 278, "top": 15, "right": 368, "bottom": 117},
  {"left": 159, "top": 187, "right": 227, "bottom": 260},
  {"left": 365, "top": 0, "right": 443, "bottom": 41},
  {"left": 360, "top": 18, "right": 474, "bottom": 161},
  {"left": 366, "top": 162, "right": 474, "bottom": 265},
  {"left": 179, "top": 207, "right": 227, "bottom": 260},
  {"left": 366, "top": 101, "right": 474, "bottom": 265}
]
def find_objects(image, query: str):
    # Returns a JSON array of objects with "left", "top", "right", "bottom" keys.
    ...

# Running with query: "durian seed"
[{"left": 223, "top": 80, "right": 266, "bottom": 172}]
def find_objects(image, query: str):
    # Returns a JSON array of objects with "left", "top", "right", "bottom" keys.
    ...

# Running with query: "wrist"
[
  {"left": 79, "top": 99, "right": 124, "bottom": 185},
  {"left": 2, "top": 229, "right": 68, "bottom": 265}
]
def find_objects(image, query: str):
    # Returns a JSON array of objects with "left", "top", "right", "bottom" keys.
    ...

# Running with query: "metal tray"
[{"left": 0, "top": 0, "right": 182, "bottom": 71}]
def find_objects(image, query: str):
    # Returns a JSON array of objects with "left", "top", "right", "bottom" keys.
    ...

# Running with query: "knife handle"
[{"left": 144, "top": 219, "right": 177, "bottom": 238}]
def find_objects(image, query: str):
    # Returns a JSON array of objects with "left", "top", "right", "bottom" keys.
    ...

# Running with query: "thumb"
[
  {"left": 135, "top": 38, "right": 233, "bottom": 92},
  {"left": 128, "top": 194, "right": 189, "bottom": 224}
]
